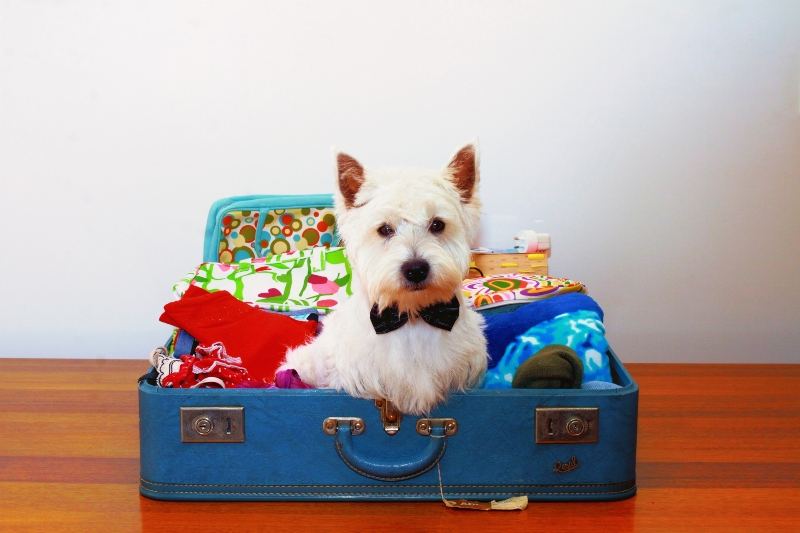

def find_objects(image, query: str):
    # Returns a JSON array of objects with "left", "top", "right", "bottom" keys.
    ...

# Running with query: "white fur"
[{"left": 282, "top": 147, "right": 488, "bottom": 415}]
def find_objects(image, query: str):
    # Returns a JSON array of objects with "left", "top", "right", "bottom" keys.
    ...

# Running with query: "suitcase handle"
[{"left": 325, "top": 418, "right": 449, "bottom": 482}]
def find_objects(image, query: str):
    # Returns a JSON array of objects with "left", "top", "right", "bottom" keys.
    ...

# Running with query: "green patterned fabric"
[
  {"left": 175, "top": 247, "right": 587, "bottom": 317},
  {"left": 173, "top": 246, "right": 352, "bottom": 314}
]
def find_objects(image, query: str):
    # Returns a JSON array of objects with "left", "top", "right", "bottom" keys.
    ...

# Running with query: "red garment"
[
  {"left": 160, "top": 342, "right": 258, "bottom": 388},
  {"left": 152, "top": 342, "right": 312, "bottom": 389},
  {"left": 160, "top": 286, "right": 316, "bottom": 382}
]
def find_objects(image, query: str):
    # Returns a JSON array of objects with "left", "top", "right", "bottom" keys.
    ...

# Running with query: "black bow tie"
[{"left": 370, "top": 295, "right": 460, "bottom": 335}]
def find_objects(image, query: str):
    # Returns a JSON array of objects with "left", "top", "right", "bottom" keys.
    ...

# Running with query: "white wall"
[{"left": 1, "top": 1, "right": 798, "bottom": 362}]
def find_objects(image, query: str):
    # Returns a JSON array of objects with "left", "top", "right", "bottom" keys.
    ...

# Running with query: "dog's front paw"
[
  {"left": 390, "top": 382, "right": 446, "bottom": 416},
  {"left": 282, "top": 343, "right": 332, "bottom": 388}
]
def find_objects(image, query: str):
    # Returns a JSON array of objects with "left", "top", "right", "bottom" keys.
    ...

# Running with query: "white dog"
[{"left": 282, "top": 144, "right": 488, "bottom": 415}]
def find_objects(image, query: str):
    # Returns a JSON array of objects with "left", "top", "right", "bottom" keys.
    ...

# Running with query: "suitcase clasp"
[
  {"left": 374, "top": 399, "right": 402, "bottom": 436},
  {"left": 535, "top": 407, "right": 599, "bottom": 444},
  {"left": 180, "top": 407, "right": 245, "bottom": 443}
]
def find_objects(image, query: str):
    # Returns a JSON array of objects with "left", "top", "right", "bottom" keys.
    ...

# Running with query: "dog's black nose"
[{"left": 401, "top": 259, "right": 430, "bottom": 284}]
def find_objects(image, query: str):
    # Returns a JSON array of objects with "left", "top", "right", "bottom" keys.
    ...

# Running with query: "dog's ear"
[
  {"left": 336, "top": 152, "right": 365, "bottom": 209},
  {"left": 446, "top": 143, "right": 479, "bottom": 202}
]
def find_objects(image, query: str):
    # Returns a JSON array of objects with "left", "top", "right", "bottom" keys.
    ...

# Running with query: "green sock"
[{"left": 511, "top": 344, "right": 584, "bottom": 389}]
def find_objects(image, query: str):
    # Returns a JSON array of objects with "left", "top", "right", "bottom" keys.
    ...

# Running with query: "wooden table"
[{"left": 1, "top": 359, "right": 798, "bottom": 532}]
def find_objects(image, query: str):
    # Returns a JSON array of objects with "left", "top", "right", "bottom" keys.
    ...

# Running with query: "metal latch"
[
  {"left": 374, "top": 399, "right": 402, "bottom": 436},
  {"left": 416, "top": 418, "right": 458, "bottom": 436},
  {"left": 180, "top": 407, "right": 245, "bottom": 443},
  {"left": 322, "top": 417, "right": 365, "bottom": 435},
  {"left": 535, "top": 407, "right": 598, "bottom": 444}
]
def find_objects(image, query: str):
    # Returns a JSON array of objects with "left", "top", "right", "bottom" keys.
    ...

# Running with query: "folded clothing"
[
  {"left": 172, "top": 246, "right": 353, "bottom": 314},
  {"left": 160, "top": 285, "right": 316, "bottom": 382},
  {"left": 481, "top": 293, "right": 604, "bottom": 368},
  {"left": 511, "top": 345, "right": 584, "bottom": 389},
  {"left": 273, "top": 367, "right": 312, "bottom": 389},
  {"left": 151, "top": 343, "right": 253, "bottom": 388},
  {"left": 483, "top": 310, "right": 612, "bottom": 388},
  {"left": 168, "top": 308, "right": 319, "bottom": 357},
  {"left": 462, "top": 273, "right": 584, "bottom": 311},
  {"left": 172, "top": 247, "right": 585, "bottom": 316},
  {"left": 150, "top": 343, "right": 311, "bottom": 389},
  {"left": 172, "top": 329, "right": 197, "bottom": 357}
]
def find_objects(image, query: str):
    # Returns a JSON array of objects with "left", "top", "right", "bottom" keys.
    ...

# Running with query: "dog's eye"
[
  {"left": 429, "top": 218, "right": 446, "bottom": 234},
  {"left": 377, "top": 223, "right": 395, "bottom": 237}
]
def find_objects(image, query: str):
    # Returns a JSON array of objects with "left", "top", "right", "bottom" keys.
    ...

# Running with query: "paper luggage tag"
[
  {"left": 443, "top": 496, "right": 529, "bottom": 511},
  {"left": 437, "top": 464, "right": 528, "bottom": 511}
]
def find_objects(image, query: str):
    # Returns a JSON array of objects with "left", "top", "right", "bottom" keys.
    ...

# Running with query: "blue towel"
[
  {"left": 480, "top": 293, "right": 604, "bottom": 368},
  {"left": 483, "top": 310, "right": 613, "bottom": 388}
]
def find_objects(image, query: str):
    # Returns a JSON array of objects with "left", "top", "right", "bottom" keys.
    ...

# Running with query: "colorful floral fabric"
[
  {"left": 177, "top": 251, "right": 583, "bottom": 315},
  {"left": 217, "top": 207, "right": 337, "bottom": 263},
  {"left": 463, "top": 274, "right": 584, "bottom": 310},
  {"left": 174, "top": 246, "right": 353, "bottom": 314}
]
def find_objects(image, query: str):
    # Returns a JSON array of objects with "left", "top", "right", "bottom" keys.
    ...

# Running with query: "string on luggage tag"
[{"left": 436, "top": 462, "right": 528, "bottom": 511}]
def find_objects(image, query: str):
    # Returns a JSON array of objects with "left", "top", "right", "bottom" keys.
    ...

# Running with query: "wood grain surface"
[{"left": 1, "top": 359, "right": 798, "bottom": 532}]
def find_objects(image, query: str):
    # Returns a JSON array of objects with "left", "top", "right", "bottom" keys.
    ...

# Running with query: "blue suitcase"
[{"left": 139, "top": 195, "right": 638, "bottom": 502}]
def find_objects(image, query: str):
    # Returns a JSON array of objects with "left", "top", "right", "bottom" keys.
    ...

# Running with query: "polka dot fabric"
[
  {"left": 218, "top": 211, "right": 261, "bottom": 264},
  {"left": 260, "top": 207, "right": 337, "bottom": 256},
  {"left": 217, "top": 207, "right": 336, "bottom": 263}
]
